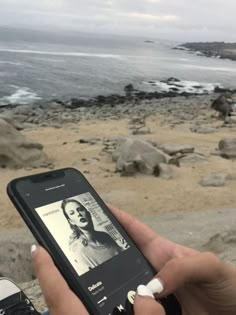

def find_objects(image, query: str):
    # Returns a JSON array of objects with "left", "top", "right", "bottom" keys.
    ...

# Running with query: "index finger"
[{"left": 32, "top": 246, "right": 88, "bottom": 315}]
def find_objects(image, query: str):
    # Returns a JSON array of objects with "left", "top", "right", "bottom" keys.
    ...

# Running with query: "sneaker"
[{"left": 0, "top": 277, "right": 41, "bottom": 315}]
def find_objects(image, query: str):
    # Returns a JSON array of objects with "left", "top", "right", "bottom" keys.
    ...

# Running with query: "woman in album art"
[{"left": 61, "top": 198, "right": 122, "bottom": 274}]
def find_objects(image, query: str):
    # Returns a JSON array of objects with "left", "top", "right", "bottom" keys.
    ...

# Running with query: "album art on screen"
[{"left": 36, "top": 192, "right": 130, "bottom": 276}]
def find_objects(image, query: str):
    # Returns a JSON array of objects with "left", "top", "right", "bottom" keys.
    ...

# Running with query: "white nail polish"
[
  {"left": 137, "top": 285, "right": 154, "bottom": 298},
  {"left": 147, "top": 278, "right": 164, "bottom": 294},
  {"left": 31, "top": 244, "right": 37, "bottom": 255}
]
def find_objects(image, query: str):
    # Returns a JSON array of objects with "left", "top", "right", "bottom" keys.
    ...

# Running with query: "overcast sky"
[{"left": 0, "top": 0, "right": 236, "bottom": 41}]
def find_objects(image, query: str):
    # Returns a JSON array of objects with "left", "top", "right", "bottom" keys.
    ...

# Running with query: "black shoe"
[{"left": 0, "top": 277, "right": 41, "bottom": 315}]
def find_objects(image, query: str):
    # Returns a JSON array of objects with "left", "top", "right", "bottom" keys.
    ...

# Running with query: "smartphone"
[{"left": 7, "top": 167, "right": 181, "bottom": 315}]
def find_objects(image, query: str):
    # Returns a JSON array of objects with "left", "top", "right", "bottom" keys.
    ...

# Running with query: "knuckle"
[
  {"left": 201, "top": 252, "right": 223, "bottom": 271},
  {"left": 166, "top": 257, "right": 184, "bottom": 269},
  {"left": 135, "top": 299, "right": 164, "bottom": 315},
  {"left": 202, "top": 252, "right": 220, "bottom": 263}
]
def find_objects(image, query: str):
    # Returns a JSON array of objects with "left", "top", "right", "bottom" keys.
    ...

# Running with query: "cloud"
[
  {"left": 119, "top": 12, "right": 179, "bottom": 21},
  {"left": 0, "top": 0, "right": 236, "bottom": 41}
]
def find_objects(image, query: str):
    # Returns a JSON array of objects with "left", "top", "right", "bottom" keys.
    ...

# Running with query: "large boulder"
[
  {"left": 0, "top": 114, "right": 24, "bottom": 130},
  {"left": 219, "top": 138, "right": 236, "bottom": 159},
  {"left": 113, "top": 138, "right": 174, "bottom": 176},
  {"left": 211, "top": 94, "right": 233, "bottom": 119},
  {"left": 0, "top": 119, "right": 51, "bottom": 168}
]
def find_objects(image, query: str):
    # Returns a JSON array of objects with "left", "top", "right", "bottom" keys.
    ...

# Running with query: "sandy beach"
[{"left": 1, "top": 94, "right": 236, "bottom": 229}]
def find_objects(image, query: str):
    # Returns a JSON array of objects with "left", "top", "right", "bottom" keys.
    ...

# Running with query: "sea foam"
[
  {"left": 1, "top": 88, "right": 41, "bottom": 105},
  {"left": 0, "top": 48, "right": 122, "bottom": 59},
  {"left": 143, "top": 79, "right": 222, "bottom": 94}
]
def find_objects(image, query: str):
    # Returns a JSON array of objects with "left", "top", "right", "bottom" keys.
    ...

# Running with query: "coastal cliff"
[{"left": 174, "top": 42, "right": 236, "bottom": 61}]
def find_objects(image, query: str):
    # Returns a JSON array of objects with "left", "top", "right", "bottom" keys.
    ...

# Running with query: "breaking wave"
[
  {"left": 0, "top": 48, "right": 122, "bottom": 59},
  {"left": 0, "top": 87, "right": 42, "bottom": 105}
]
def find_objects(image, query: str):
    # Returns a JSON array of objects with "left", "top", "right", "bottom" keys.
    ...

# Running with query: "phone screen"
[
  {"left": 35, "top": 191, "right": 131, "bottom": 277},
  {"left": 10, "top": 168, "right": 181, "bottom": 315}
]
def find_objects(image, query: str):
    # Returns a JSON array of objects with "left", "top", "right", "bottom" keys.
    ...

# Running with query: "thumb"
[
  {"left": 31, "top": 245, "right": 88, "bottom": 315},
  {"left": 134, "top": 285, "right": 165, "bottom": 315},
  {"left": 146, "top": 252, "right": 229, "bottom": 297}
]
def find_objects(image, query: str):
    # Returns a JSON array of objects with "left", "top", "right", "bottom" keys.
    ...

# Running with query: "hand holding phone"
[
  {"left": 7, "top": 168, "right": 181, "bottom": 315},
  {"left": 32, "top": 245, "right": 168, "bottom": 315},
  {"left": 33, "top": 207, "right": 236, "bottom": 315}
]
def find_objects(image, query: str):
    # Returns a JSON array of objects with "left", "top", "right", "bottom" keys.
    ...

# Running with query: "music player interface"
[{"left": 35, "top": 192, "right": 153, "bottom": 314}]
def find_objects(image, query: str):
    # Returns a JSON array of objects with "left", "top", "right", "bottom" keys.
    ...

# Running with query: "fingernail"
[
  {"left": 137, "top": 285, "right": 154, "bottom": 298},
  {"left": 31, "top": 244, "right": 38, "bottom": 256},
  {"left": 147, "top": 278, "right": 164, "bottom": 294}
]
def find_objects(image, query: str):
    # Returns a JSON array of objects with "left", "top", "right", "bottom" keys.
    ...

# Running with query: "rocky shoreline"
[
  {"left": 174, "top": 42, "right": 236, "bottom": 61},
  {"left": 0, "top": 80, "right": 235, "bottom": 129}
]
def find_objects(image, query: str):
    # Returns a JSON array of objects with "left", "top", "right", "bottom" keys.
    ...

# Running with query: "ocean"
[{"left": 1, "top": 27, "right": 236, "bottom": 105}]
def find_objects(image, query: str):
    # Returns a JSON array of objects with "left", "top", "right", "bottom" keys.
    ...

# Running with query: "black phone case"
[
  {"left": 7, "top": 168, "right": 182, "bottom": 315},
  {"left": 7, "top": 177, "right": 99, "bottom": 315}
]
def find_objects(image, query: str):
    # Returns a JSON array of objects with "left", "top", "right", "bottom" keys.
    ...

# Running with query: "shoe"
[{"left": 0, "top": 277, "right": 41, "bottom": 314}]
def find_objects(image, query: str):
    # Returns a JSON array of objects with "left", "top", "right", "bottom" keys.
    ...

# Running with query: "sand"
[{"left": 1, "top": 112, "right": 236, "bottom": 229}]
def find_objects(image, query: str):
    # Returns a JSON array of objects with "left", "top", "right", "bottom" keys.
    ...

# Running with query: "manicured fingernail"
[
  {"left": 147, "top": 278, "right": 164, "bottom": 294},
  {"left": 137, "top": 285, "right": 154, "bottom": 298},
  {"left": 31, "top": 244, "right": 37, "bottom": 256}
]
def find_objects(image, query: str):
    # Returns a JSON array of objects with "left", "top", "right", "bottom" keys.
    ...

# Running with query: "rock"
[
  {"left": 124, "top": 84, "right": 134, "bottom": 96},
  {"left": 12, "top": 105, "right": 33, "bottom": 116},
  {"left": 132, "top": 126, "right": 151, "bottom": 135},
  {"left": 81, "top": 157, "right": 100, "bottom": 164},
  {"left": 112, "top": 150, "right": 120, "bottom": 162},
  {"left": 203, "top": 230, "right": 236, "bottom": 255},
  {"left": 120, "top": 161, "right": 138, "bottom": 176},
  {"left": 128, "top": 115, "right": 150, "bottom": 135},
  {"left": 0, "top": 229, "right": 35, "bottom": 283},
  {"left": 68, "top": 98, "right": 87, "bottom": 109},
  {"left": 0, "top": 114, "right": 24, "bottom": 130},
  {"left": 129, "top": 116, "right": 145, "bottom": 125},
  {"left": 226, "top": 173, "right": 236, "bottom": 180},
  {"left": 179, "top": 153, "right": 207, "bottom": 163},
  {"left": 60, "top": 112, "right": 76, "bottom": 123},
  {"left": 0, "top": 119, "right": 52, "bottom": 168},
  {"left": 101, "top": 137, "right": 127, "bottom": 157},
  {"left": 160, "top": 144, "right": 194, "bottom": 155},
  {"left": 214, "top": 86, "right": 233, "bottom": 94},
  {"left": 166, "top": 77, "right": 181, "bottom": 83},
  {"left": 46, "top": 101, "right": 64, "bottom": 110},
  {"left": 199, "top": 173, "right": 227, "bottom": 187},
  {"left": 219, "top": 138, "right": 236, "bottom": 159},
  {"left": 157, "top": 163, "right": 173, "bottom": 179},
  {"left": 210, "top": 149, "right": 221, "bottom": 156},
  {"left": 190, "top": 125, "right": 217, "bottom": 134},
  {"left": 50, "top": 123, "right": 62, "bottom": 129},
  {"left": 114, "top": 138, "right": 172, "bottom": 176},
  {"left": 79, "top": 137, "right": 101, "bottom": 145},
  {"left": 229, "top": 116, "right": 236, "bottom": 124},
  {"left": 211, "top": 94, "right": 233, "bottom": 119}
]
